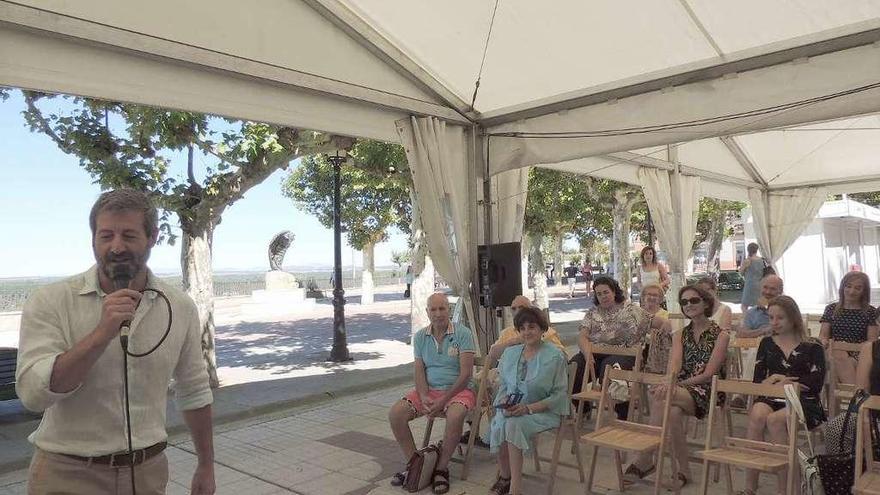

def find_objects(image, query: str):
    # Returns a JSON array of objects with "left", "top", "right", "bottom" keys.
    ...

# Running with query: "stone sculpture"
[{"left": 268, "top": 230, "right": 295, "bottom": 271}]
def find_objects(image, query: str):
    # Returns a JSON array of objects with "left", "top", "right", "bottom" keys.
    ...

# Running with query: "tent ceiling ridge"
[
  {"left": 479, "top": 20, "right": 880, "bottom": 128},
  {"left": 769, "top": 173, "right": 880, "bottom": 192},
  {"left": 0, "top": 0, "right": 471, "bottom": 125},
  {"left": 302, "top": 0, "right": 476, "bottom": 121},
  {"left": 720, "top": 136, "right": 768, "bottom": 186},
  {"left": 606, "top": 151, "right": 761, "bottom": 190}
]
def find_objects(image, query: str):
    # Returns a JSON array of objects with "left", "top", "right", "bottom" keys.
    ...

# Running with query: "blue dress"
[
  {"left": 488, "top": 343, "right": 569, "bottom": 453},
  {"left": 741, "top": 257, "right": 764, "bottom": 307}
]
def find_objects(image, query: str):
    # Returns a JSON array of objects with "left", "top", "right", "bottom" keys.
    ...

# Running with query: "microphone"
[{"left": 111, "top": 265, "right": 134, "bottom": 341}]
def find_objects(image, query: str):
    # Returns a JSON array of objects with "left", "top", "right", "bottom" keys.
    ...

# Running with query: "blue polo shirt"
[
  {"left": 412, "top": 322, "right": 476, "bottom": 390},
  {"left": 744, "top": 306, "right": 769, "bottom": 330}
]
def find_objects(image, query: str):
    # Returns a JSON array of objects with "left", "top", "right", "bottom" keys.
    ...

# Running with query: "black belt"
[{"left": 61, "top": 441, "right": 167, "bottom": 467}]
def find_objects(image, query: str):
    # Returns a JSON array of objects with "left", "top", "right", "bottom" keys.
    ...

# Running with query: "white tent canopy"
[{"left": 4, "top": 0, "right": 880, "bottom": 327}]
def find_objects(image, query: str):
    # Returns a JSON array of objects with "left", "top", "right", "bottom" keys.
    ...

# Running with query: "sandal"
[
  {"left": 390, "top": 471, "right": 406, "bottom": 486},
  {"left": 432, "top": 469, "right": 450, "bottom": 494},
  {"left": 662, "top": 472, "right": 689, "bottom": 491},
  {"left": 488, "top": 475, "right": 511, "bottom": 495},
  {"left": 624, "top": 463, "right": 655, "bottom": 480}
]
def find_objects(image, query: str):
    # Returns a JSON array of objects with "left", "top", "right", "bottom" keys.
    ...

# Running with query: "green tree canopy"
[{"left": 281, "top": 140, "right": 411, "bottom": 250}]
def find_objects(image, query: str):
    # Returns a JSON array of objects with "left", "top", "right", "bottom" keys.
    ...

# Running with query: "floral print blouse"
[{"left": 579, "top": 301, "right": 653, "bottom": 347}]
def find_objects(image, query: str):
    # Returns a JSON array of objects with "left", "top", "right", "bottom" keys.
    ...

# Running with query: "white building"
[{"left": 744, "top": 198, "right": 880, "bottom": 310}]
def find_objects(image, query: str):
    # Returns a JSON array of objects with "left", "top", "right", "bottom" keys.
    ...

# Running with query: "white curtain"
[
  {"left": 396, "top": 116, "right": 476, "bottom": 330},
  {"left": 638, "top": 168, "right": 701, "bottom": 312},
  {"left": 491, "top": 167, "right": 529, "bottom": 244},
  {"left": 747, "top": 187, "right": 827, "bottom": 267}
]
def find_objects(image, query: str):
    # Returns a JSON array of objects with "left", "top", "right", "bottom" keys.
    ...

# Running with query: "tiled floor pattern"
[{"left": 1, "top": 385, "right": 793, "bottom": 494}]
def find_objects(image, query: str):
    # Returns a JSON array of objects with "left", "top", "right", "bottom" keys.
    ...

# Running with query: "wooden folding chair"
[
  {"left": 530, "top": 361, "right": 586, "bottom": 495},
  {"left": 695, "top": 377, "right": 800, "bottom": 495},
  {"left": 828, "top": 340, "right": 864, "bottom": 418},
  {"left": 726, "top": 336, "right": 762, "bottom": 413},
  {"left": 854, "top": 395, "right": 880, "bottom": 494},
  {"left": 424, "top": 356, "right": 489, "bottom": 480},
  {"left": 572, "top": 342, "right": 644, "bottom": 436},
  {"left": 580, "top": 367, "right": 675, "bottom": 495}
]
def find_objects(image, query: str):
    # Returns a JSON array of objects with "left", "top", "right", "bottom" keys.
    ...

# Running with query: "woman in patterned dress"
[
  {"left": 626, "top": 285, "right": 730, "bottom": 489},
  {"left": 574, "top": 276, "right": 668, "bottom": 419},
  {"left": 819, "top": 271, "right": 879, "bottom": 385},
  {"left": 742, "top": 295, "right": 826, "bottom": 495}
]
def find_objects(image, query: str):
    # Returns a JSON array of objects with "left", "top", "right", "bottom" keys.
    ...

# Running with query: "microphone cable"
[{"left": 117, "top": 286, "right": 174, "bottom": 495}]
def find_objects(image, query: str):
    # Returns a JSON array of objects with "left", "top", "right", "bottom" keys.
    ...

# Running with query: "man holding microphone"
[{"left": 16, "top": 189, "right": 215, "bottom": 494}]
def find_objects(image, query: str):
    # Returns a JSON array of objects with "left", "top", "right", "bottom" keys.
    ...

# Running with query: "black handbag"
[{"left": 813, "top": 390, "right": 870, "bottom": 495}]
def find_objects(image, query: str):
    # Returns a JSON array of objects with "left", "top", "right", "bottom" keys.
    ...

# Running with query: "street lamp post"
[{"left": 327, "top": 150, "right": 352, "bottom": 362}]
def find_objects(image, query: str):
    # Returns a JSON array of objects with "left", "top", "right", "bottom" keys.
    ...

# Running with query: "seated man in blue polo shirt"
[{"left": 388, "top": 293, "right": 475, "bottom": 493}]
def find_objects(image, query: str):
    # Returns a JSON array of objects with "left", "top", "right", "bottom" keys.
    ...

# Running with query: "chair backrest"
[
  {"left": 730, "top": 336, "right": 762, "bottom": 350},
  {"left": 583, "top": 342, "right": 645, "bottom": 391},
  {"left": 703, "top": 376, "right": 799, "bottom": 491},
  {"left": 855, "top": 395, "right": 880, "bottom": 483},
  {"left": 595, "top": 366, "right": 675, "bottom": 432}
]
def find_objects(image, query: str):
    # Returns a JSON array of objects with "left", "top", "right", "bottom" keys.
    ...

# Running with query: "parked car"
[{"left": 717, "top": 270, "right": 745, "bottom": 291}]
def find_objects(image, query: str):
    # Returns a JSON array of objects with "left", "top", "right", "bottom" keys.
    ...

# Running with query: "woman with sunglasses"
[
  {"left": 741, "top": 295, "right": 826, "bottom": 495},
  {"left": 626, "top": 285, "right": 730, "bottom": 488},
  {"left": 488, "top": 306, "right": 569, "bottom": 495}
]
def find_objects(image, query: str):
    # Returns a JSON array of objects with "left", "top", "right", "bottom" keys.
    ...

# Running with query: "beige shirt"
[{"left": 16, "top": 266, "right": 213, "bottom": 456}]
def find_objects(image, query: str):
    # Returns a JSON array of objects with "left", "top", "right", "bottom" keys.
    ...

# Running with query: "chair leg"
[
  {"left": 698, "top": 459, "right": 711, "bottom": 495},
  {"left": 724, "top": 465, "right": 733, "bottom": 495},
  {"left": 613, "top": 450, "right": 625, "bottom": 492},
  {"left": 572, "top": 400, "right": 585, "bottom": 455},
  {"left": 422, "top": 417, "right": 434, "bottom": 448},
  {"left": 570, "top": 422, "right": 585, "bottom": 482},
  {"left": 533, "top": 435, "right": 541, "bottom": 472},
  {"left": 586, "top": 445, "right": 600, "bottom": 494},
  {"left": 461, "top": 409, "right": 482, "bottom": 480},
  {"left": 547, "top": 428, "right": 565, "bottom": 495}
]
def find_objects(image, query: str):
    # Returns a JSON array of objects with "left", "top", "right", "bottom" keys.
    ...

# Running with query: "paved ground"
[
  {"left": 0, "top": 284, "right": 587, "bottom": 474},
  {"left": 0, "top": 380, "right": 789, "bottom": 495}
]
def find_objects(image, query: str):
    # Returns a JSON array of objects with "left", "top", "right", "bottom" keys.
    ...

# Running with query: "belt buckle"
[
  {"left": 108, "top": 452, "right": 122, "bottom": 468},
  {"left": 108, "top": 450, "right": 144, "bottom": 467}
]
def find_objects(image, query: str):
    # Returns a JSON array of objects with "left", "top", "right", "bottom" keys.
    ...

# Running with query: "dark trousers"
[{"left": 570, "top": 351, "right": 636, "bottom": 420}]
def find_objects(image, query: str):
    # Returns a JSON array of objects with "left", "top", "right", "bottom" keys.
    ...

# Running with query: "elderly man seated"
[
  {"left": 488, "top": 295, "right": 567, "bottom": 363},
  {"left": 388, "top": 293, "right": 475, "bottom": 494}
]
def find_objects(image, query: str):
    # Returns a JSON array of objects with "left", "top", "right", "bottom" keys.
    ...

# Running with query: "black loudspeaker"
[{"left": 478, "top": 242, "right": 522, "bottom": 307}]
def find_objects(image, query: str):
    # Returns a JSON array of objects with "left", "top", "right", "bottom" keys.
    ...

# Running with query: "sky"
[{"left": 0, "top": 90, "right": 408, "bottom": 278}]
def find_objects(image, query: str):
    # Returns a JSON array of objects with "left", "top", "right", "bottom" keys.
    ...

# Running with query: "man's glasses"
[{"left": 679, "top": 297, "right": 703, "bottom": 307}]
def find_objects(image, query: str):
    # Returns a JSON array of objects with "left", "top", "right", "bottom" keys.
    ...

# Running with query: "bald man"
[
  {"left": 488, "top": 295, "right": 567, "bottom": 363},
  {"left": 387, "top": 293, "right": 475, "bottom": 491}
]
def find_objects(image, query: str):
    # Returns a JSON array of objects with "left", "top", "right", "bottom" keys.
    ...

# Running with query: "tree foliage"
[
  {"left": 693, "top": 198, "right": 746, "bottom": 250},
  {"left": 849, "top": 192, "right": 880, "bottom": 208},
  {"left": 281, "top": 140, "right": 411, "bottom": 250}
]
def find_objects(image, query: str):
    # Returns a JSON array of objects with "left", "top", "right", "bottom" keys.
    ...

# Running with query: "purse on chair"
[
  {"left": 784, "top": 384, "right": 824, "bottom": 495},
  {"left": 403, "top": 442, "right": 441, "bottom": 492},
  {"left": 811, "top": 390, "right": 869, "bottom": 495}
]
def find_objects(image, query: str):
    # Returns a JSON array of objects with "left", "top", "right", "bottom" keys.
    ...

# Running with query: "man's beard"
[{"left": 97, "top": 249, "right": 150, "bottom": 282}]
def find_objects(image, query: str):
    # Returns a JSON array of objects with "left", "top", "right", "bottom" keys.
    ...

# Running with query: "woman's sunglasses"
[{"left": 679, "top": 297, "right": 703, "bottom": 307}]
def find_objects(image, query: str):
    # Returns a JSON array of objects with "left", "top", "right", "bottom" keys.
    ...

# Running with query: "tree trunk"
[
  {"left": 705, "top": 212, "right": 726, "bottom": 274},
  {"left": 612, "top": 189, "right": 635, "bottom": 298},
  {"left": 181, "top": 223, "right": 219, "bottom": 388},
  {"left": 528, "top": 232, "right": 549, "bottom": 309},
  {"left": 553, "top": 230, "right": 564, "bottom": 285},
  {"left": 361, "top": 241, "right": 375, "bottom": 305},
  {"left": 409, "top": 191, "right": 433, "bottom": 334}
]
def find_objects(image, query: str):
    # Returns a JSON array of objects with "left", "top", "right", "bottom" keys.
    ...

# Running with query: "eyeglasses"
[{"left": 679, "top": 297, "right": 703, "bottom": 307}]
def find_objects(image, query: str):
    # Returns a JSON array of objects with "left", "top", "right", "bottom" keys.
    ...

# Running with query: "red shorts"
[{"left": 402, "top": 388, "right": 476, "bottom": 416}]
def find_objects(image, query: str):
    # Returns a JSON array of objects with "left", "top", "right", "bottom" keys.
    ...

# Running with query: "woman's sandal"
[
  {"left": 432, "top": 469, "right": 450, "bottom": 494},
  {"left": 662, "top": 472, "right": 689, "bottom": 491},
  {"left": 624, "top": 463, "right": 656, "bottom": 480},
  {"left": 390, "top": 471, "right": 406, "bottom": 486},
  {"left": 488, "top": 475, "right": 511, "bottom": 495}
]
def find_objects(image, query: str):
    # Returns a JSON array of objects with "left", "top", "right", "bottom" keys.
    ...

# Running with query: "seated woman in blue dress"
[
  {"left": 742, "top": 295, "right": 826, "bottom": 495},
  {"left": 488, "top": 306, "right": 569, "bottom": 495}
]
